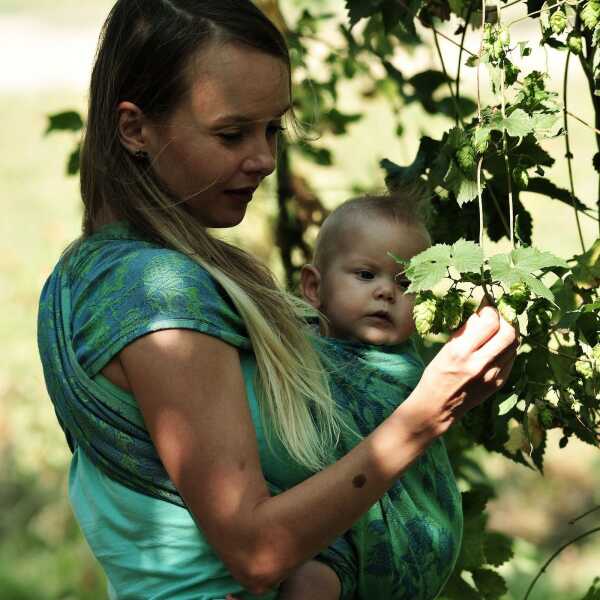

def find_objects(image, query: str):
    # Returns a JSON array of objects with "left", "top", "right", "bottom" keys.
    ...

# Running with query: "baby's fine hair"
[{"left": 313, "top": 185, "right": 429, "bottom": 271}]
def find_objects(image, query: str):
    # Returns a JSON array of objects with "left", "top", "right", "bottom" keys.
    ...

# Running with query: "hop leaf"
[
  {"left": 568, "top": 34, "right": 584, "bottom": 55},
  {"left": 582, "top": 0, "right": 600, "bottom": 30},
  {"left": 550, "top": 9, "right": 567, "bottom": 34},
  {"left": 473, "top": 126, "right": 491, "bottom": 154},
  {"left": 414, "top": 292, "right": 440, "bottom": 336},
  {"left": 575, "top": 359, "right": 594, "bottom": 379}
]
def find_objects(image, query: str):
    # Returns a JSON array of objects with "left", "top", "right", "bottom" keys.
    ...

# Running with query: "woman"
[{"left": 37, "top": 1, "right": 517, "bottom": 598}]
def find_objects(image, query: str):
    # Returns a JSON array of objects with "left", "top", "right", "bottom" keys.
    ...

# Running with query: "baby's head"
[{"left": 301, "top": 190, "right": 430, "bottom": 345}]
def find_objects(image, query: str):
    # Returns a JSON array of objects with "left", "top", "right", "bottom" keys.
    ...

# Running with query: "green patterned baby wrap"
[
  {"left": 315, "top": 338, "right": 463, "bottom": 599},
  {"left": 37, "top": 222, "right": 462, "bottom": 599}
]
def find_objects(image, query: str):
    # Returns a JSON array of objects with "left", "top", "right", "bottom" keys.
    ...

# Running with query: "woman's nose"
[{"left": 241, "top": 140, "right": 276, "bottom": 177}]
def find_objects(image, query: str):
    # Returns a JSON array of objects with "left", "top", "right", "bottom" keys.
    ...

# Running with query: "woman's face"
[{"left": 145, "top": 42, "right": 291, "bottom": 228}]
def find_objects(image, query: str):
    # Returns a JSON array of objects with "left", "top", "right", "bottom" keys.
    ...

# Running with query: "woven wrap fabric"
[
  {"left": 315, "top": 338, "right": 463, "bottom": 599},
  {"left": 37, "top": 222, "right": 461, "bottom": 599}
]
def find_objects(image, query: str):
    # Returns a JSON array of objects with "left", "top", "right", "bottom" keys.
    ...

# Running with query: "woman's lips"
[{"left": 224, "top": 187, "right": 257, "bottom": 202}]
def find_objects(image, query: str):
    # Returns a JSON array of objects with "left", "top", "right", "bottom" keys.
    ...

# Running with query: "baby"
[{"left": 278, "top": 192, "right": 462, "bottom": 599}]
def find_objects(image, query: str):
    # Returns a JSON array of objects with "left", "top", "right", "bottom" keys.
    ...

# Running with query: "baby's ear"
[{"left": 300, "top": 264, "right": 322, "bottom": 309}]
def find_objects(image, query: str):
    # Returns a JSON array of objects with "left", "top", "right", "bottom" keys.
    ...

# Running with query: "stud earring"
[{"left": 134, "top": 149, "right": 148, "bottom": 160}]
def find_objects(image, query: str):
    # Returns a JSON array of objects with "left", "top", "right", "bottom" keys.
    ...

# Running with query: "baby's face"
[{"left": 317, "top": 219, "right": 430, "bottom": 345}]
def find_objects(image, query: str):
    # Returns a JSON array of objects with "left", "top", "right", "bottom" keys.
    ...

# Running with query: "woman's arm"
[{"left": 119, "top": 306, "right": 515, "bottom": 594}]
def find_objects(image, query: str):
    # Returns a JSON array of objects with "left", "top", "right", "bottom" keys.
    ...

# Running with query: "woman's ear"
[
  {"left": 300, "top": 264, "right": 322, "bottom": 309},
  {"left": 117, "top": 101, "right": 148, "bottom": 156}
]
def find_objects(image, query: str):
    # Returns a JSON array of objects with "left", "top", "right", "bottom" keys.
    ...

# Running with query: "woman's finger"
[
  {"left": 449, "top": 306, "right": 500, "bottom": 355},
  {"left": 472, "top": 313, "right": 518, "bottom": 372}
]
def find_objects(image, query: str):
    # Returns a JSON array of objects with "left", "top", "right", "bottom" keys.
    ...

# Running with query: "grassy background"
[{"left": 0, "top": 2, "right": 598, "bottom": 598}]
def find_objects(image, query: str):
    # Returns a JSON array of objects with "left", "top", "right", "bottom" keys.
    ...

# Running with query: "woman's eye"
[
  {"left": 357, "top": 270, "right": 375, "bottom": 280},
  {"left": 219, "top": 131, "right": 243, "bottom": 142}
]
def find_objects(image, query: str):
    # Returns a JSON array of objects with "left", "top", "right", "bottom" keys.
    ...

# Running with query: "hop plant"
[
  {"left": 497, "top": 295, "right": 518, "bottom": 324},
  {"left": 575, "top": 358, "right": 595, "bottom": 379},
  {"left": 508, "top": 282, "right": 530, "bottom": 314},
  {"left": 456, "top": 144, "right": 476, "bottom": 173},
  {"left": 441, "top": 290, "right": 464, "bottom": 331},
  {"left": 581, "top": 0, "right": 600, "bottom": 29},
  {"left": 414, "top": 292, "right": 440, "bottom": 336},
  {"left": 550, "top": 9, "right": 567, "bottom": 34},
  {"left": 512, "top": 167, "right": 529, "bottom": 189},
  {"left": 567, "top": 34, "right": 584, "bottom": 55}
]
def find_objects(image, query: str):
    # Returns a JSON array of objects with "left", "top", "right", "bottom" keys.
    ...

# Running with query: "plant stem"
[
  {"left": 523, "top": 528, "right": 600, "bottom": 600},
  {"left": 568, "top": 505, "right": 600, "bottom": 525},
  {"left": 563, "top": 50, "right": 587, "bottom": 253},
  {"left": 497, "top": 0, "right": 515, "bottom": 248},
  {"left": 478, "top": 157, "right": 485, "bottom": 249},
  {"left": 432, "top": 28, "right": 463, "bottom": 127},
  {"left": 456, "top": 2, "right": 475, "bottom": 108}
]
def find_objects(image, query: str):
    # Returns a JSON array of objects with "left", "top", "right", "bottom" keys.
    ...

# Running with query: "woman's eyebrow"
[{"left": 211, "top": 104, "right": 291, "bottom": 127}]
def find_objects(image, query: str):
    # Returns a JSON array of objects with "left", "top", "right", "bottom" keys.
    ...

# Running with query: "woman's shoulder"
[{"left": 63, "top": 222, "right": 213, "bottom": 288}]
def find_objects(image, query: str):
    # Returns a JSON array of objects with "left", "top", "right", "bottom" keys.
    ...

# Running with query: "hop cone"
[
  {"left": 568, "top": 34, "right": 583, "bottom": 55},
  {"left": 508, "top": 282, "right": 529, "bottom": 314},
  {"left": 442, "top": 290, "right": 464, "bottom": 331},
  {"left": 550, "top": 9, "right": 567, "bottom": 34},
  {"left": 498, "top": 296, "right": 518, "bottom": 324},
  {"left": 575, "top": 358, "right": 595, "bottom": 380},
  {"left": 582, "top": 0, "right": 600, "bottom": 30},
  {"left": 414, "top": 293, "right": 439, "bottom": 336},
  {"left": 456, "top": 144, "right": 476, "bottom": 173}
]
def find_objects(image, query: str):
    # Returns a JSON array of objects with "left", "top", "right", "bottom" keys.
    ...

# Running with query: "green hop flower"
[
  {"left": 473, "top": 127, "right": 490, "bottom": 154},
  {"left": 581, "top": 0, "right": 600, "bottom": 30},
  {"left": 498, "top": 296, "right": 518, "bottom": 324},
  {"left": 512, "top": 167, "right": 529, "bottom": 189},
  {"left": 441, "top": 290, "right": 464, "bottom": 331},
  {"left": 568, "top": 34, "right": 583, "bottom": 55},
  {"left": 550, "top": 9, "right": 567, "bottom": 34},
  {"left": 456, "top": 144, "right": 476, "bottom": 173},
  {"left": 498, "top": 28, "right": 510, "bottom": 46},
  {"left": 508, "top": 282, "right": 529, "bottom": 314},
  {"left": 575, "top": 357, "right": 594, "bottom": 379},
  {"left": 414, "top": 292, "right": 440, "bottom": 337},
  {"left": 538, "top": 406, "right": 554, "bottom": 429}
]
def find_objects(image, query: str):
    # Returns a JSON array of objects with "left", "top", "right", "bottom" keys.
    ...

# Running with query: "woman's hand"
[{"left": 402, "top": 306, "right": 518, "bottom": 437}]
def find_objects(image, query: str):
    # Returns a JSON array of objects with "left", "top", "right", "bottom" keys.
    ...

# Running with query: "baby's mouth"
[{"left": 368, "top": 310, "right": 392, "bottom": 323}]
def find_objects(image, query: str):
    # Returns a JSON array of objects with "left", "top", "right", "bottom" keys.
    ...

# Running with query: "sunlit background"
[{"left": 1, "top": 1, "right": 598, "bottom": 598}]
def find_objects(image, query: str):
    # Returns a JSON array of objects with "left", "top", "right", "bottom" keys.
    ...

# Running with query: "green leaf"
[
  {"left": 526, "top": 177, "right": 590, "bottom": 214},
  {"left": 440, "top": 574, "right": 481, "bottom": 600},
  {"left": 451, "top": 239, "right": 485, "bottom": 273},
  {"left": 580, "top": 577, "right": 600, "bottom": 600},
  {"left": 67, "top": 144, "right": 81, "bottom": 176},
  {"left": 512, "top": 246, "right": 570, "bottom": 271},
  {"left": 498, "top": 393, "right": 518, "bottom": 416},
  {"left": 503, "top": 108, "right": 533, "bottom": 138},
  {"left": 45, "top": 111, "right": 84, "bottom": 134},
  {"left": 345, "top": 0, "right": 381, "bottom": 27},
  {"left": 380, "top": 137, "right": 439, "bottom": 188},
  {"left": 406, "top": 241, "right": 484, "bottom": 292},
  {"left": 483, "top": 531, "right": 514, "bottom": 567},
  {"left": 530, "top": 111, "right": 562, "bottom": 138},
  {"left": 472, "top": 568, "right": 507, "bottom": 600}
]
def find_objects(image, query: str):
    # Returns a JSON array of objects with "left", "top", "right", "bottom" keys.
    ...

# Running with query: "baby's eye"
[
  {"left": 395, "top": 274, "right": 411, "bottom": 290},
  {"left": 357, "top": 270, "right": 375, "bottom": 280}
]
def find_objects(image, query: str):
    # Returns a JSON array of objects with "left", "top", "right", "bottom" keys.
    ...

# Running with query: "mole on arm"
[{"left": 352, "top": 474, "right": 367, "bottom": 489}]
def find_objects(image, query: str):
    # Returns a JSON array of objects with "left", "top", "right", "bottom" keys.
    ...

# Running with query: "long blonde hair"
[{"left": 79, "top": 0, "right": 340, "bottom": 470}]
